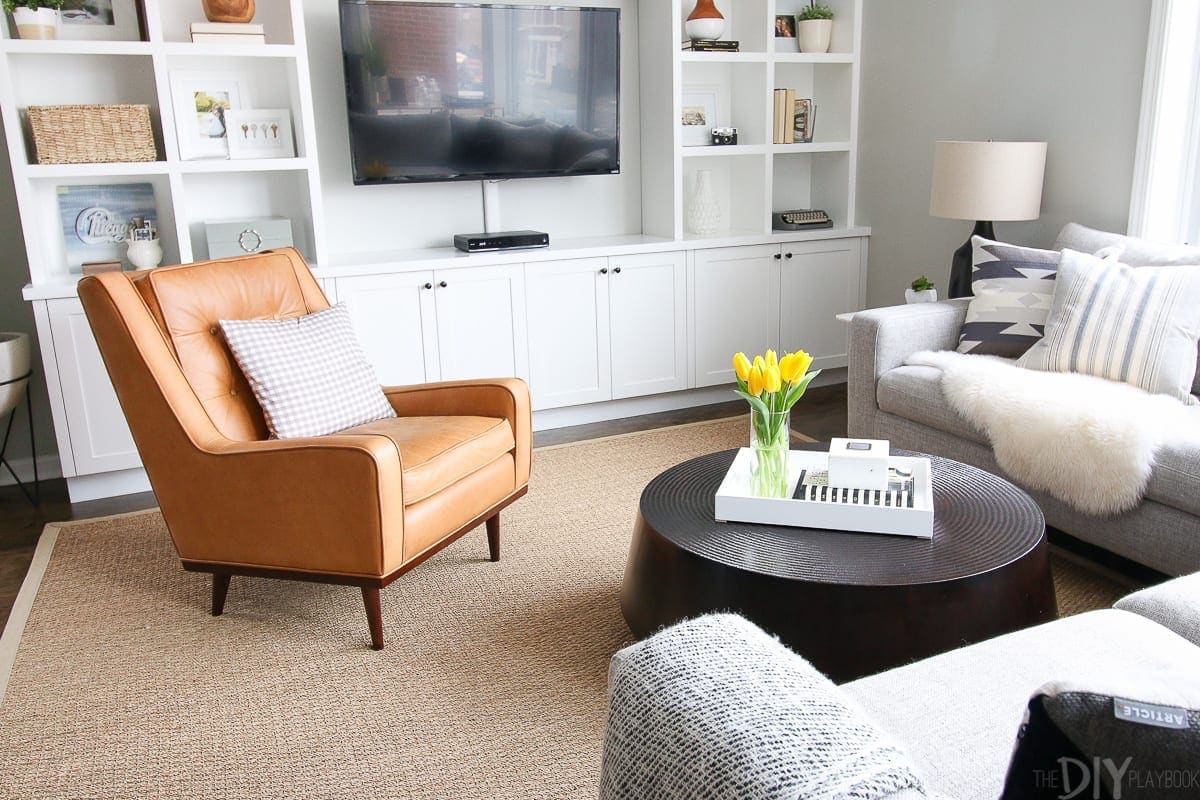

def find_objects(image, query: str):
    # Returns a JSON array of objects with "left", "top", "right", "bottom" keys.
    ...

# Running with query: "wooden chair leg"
[
  {"left": 211, "top": 573, "right": 231, "bottom": 616},
  {"left": 486, "top": 514, "right": 500, "bottom": 562},
  {"left": 362, "top": 587, "right": 384, "bottom": 650}
]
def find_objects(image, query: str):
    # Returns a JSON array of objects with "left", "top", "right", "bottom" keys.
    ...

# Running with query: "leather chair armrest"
[{"left": 382, "top": 378, "right": 533, "bottom": 486}]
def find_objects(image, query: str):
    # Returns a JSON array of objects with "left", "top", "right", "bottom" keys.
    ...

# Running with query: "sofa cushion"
[
  {"left": 877, "top": 365, "right": 986, "bottom": 445},
  {"left": 341, "top": 415, "right": 515, "bottom": 505},
  {"left": 957, "top": 237, "right": 1060, "bottom": 358},
  {"left": 1116, "top": 573, "right": 1200, "bottom": 647},
  {"left": 843, "top": 609, "right": 1200, "bottom": 800}
]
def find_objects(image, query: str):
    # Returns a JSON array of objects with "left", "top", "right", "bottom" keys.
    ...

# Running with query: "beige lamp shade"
[{"left": 929, "top": 140, "right": 1047, "bottom": 221}]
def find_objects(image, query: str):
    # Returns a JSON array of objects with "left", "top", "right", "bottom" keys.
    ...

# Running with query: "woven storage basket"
[{"left": 28, "top": 104, "right": 158, "bottom": 164}]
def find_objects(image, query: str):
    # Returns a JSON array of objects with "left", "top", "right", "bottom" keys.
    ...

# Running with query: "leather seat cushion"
[
  {"left": 878, "top": 365, "right": 1200, "bottom": 517},
  {"left": 342, "top": 415, "right": 516, "bottom": 505}
]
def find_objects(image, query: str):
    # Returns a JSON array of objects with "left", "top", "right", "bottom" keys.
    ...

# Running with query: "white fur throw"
[{"left": 906, "top": 350, "right": 1200, "bottom": 516}]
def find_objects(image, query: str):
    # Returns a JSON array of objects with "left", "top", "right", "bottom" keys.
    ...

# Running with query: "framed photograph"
[
  {"left": 774, "top": 14, "right": 799, "bottom": 52},
  {"left": 226, "top": 109, "right": 296, "bottom": 159},
  {"left": 793, "top": 98, "right": 814, "bottom": 144},
  {"left": 60, "top": 0, "right": 145, "bottom": 41},
  {"left": 681, "top": 85, "right": 721, "bottom": 147},
  {"left": 57, "top": 183, "right": 156, "bottom": 270},
  {"left": 168, "top": 71, "right": 249, "bottom": 160}
]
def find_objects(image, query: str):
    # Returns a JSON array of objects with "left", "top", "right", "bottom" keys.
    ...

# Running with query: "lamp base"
[{"left": 948, "top": 220, "right": 995, "bottom": 299}]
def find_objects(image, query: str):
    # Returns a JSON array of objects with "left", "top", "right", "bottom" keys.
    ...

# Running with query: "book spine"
[
  {"left": 784, "top": 89, "right": 796, "bottom": 144},
  {"left": 773, "top": 90, "right": 785, "bottom": 144}
]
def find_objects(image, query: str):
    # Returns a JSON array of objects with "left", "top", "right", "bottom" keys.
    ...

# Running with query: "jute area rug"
[{"left": 0, "top": 417, "right": 1126, "bottom": 799}]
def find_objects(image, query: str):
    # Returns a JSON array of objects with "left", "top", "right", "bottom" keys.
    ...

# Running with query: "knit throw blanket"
[
  {"left": 599, "top": 614, "right": 926, "bottom": 800},
  {"left": 906, "top": 350, "right": 1200, "bottom": 516}
]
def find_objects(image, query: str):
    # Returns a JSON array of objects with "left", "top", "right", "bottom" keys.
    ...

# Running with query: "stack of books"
[
  {"left": 681, "top": 39, "right": 740, "bottom": 52},
  {"left": 772, "top": 88, "right": 813, "bottom": 144},
  {"left": 190, "top": 22, "right": 266, "bottom": 44}
]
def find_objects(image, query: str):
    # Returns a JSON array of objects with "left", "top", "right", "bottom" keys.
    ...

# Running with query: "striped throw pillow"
[{"left": 1017, "top": 249, "right": 1200, "bottom": 404}]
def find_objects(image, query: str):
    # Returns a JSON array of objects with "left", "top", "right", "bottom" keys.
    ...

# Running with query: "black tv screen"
[{"left": 339, "top": 1, "right": 620, "bottom": 185}]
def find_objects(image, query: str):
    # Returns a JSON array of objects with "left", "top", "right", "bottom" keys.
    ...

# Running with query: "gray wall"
[{"left": 857, "top": 0, "right": 1151, "bottom": 307}]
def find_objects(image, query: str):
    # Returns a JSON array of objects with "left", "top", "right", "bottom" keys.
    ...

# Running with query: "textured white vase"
[
  {"left": 127, "top": 238, "right": 164, "bottom": 270},
  {"left": 13, "top": 6, "right": 59, "bottom": 39},
  {"left": 0, "top": 332, "right": 31, "bottom": 418},
  {"left": 797, "top": 18, "right": 832, "bottom": 53},
  {"left": 905, "top": 288, "right": 938, "bottom": 304},
  {"left": 687, "top": 170, "right": 721, "bottom": 236}
]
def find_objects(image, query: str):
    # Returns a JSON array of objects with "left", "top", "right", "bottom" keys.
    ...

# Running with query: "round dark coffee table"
[{"left": 620, "top": 447, "right": 1057, "bottom": 682}]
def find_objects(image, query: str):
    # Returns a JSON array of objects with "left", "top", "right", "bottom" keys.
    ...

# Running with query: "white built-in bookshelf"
[
  {"left": 0, "top": 0, "right": 326, "bottom": 287},
  {"left": 640, "top": 0, "right": 862, "bottom": 239}
]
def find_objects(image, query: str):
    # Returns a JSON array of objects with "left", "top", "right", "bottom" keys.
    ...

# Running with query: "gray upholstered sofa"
[
  {"left": 849, "top": 224, "right": 1200, "bottom": 577},
  {"left": 601, "top": 575, "right": 1200, "bottom": 800}
]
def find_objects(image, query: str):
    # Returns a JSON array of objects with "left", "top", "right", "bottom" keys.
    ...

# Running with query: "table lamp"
[{"left": 930, "top": 140, "right": 1047, "bottom": 298}]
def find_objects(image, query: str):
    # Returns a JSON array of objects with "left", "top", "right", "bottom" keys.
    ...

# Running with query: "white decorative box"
[
  {"left": 828, "top": 437, "right": 890, "bottom": 491},
  {"left": 714, "top": 448, "right": 935, "bottom": 539},
  {"left": 205, "top": 217, "right": 294, "bottom": 260}
]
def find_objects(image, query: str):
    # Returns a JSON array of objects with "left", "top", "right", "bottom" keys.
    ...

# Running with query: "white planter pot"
[
  {"left": 13, "top": 6, "right": 60, "bottom": 40},
  {"left": 127, "top": 238, "right": 164, "bottom": 270},
  {"left": 0, "top": 332, "right": 31, "bottom": 418},
  {"left": 905, "top": 288, "right": 939, "bottom": 304},
  {"left": 797, "top": 18, "right": 832, "bottom": 53}
]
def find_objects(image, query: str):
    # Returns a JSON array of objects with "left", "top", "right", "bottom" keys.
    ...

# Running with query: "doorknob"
[{"left": 439, "top": 280, "right": 448, "bottom": 288}]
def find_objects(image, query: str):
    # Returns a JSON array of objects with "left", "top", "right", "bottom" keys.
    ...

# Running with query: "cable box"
[{"left": 453, "top": 230, "right": 550, "bottom": 253}]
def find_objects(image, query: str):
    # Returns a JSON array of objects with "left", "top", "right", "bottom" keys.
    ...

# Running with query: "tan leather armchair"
[{"left": 78, "top": 248, "right": 531, "bottom": 649}]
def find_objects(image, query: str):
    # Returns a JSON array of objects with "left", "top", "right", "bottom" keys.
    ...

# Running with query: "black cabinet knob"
[
  {"left": 439, "top": 280, "right": 448, "bottom": 288},
  {"left": 613, "top": 266, "right": 622, "bottom": 274},
  {"left": 423, "top": 282, "right": 432, "bottom": 290},
  {"left": 773, "top": 253, "right": 782, "bottom": 260},
  {"left": 600, "top": 268, "right": 608, "bottom": 274},
  {"left": 785, "top": 252, "right": 793, "bottom": 259}
]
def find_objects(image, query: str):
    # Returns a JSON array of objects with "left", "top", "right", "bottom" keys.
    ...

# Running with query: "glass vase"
[{"left": 750, "top": 408, "right": 790, "bottom": 498}]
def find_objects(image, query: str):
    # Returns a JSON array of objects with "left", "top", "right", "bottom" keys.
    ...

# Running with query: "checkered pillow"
[{"left": 219, "top": 303, "right": 395, "bottom": 439}]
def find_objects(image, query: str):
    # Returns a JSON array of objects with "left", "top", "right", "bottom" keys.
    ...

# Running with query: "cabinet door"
[
  {"left": 434, "top": 264, "right": 529, "bottom": 382},
  {"left": 609, "top": 251, "right": 688, "bottom": 399},
  {"left": 46, "top": 298, "right": 140, "bottom": 475},
  {"left": 779, "top": 238, "right": 863, "bottom": 368},
  {"left": 335, "top": 272, "right": 440, "bottom": 386},
  {"left": 691, "top": 244, "right": 781, "bottom": 387},
  {"left": 525, "top": 258, "right": 611, "bottom": 410}
]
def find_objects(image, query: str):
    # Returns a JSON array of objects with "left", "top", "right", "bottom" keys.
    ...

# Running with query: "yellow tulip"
[
  {"left": 787, "top": 349, "right": 814, "bottom": 383},
  {"left": 753, "top": 355, "right": 766, "bottom": 373},
  {"left": 732, "top": 352, "right": 752, "bottom": 382},
  {"left": 764, "top": 364, "right": 782, "bottom": 393},
  {"left": 779, "top": 352, "right": 804, "bottom": 383},
  {"left": 747, "top": 365, "right": 765, "bottom": 397},
  {"left": 765, "top": 349, "right": 778, "bottom": 369}
]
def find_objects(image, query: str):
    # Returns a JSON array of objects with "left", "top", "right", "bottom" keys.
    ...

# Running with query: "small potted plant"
[
  {"left": 905, "top": 276, "right": 938, "bottom": 304},
  {"left": 795, "top": 2, "right": 833, "bottom": 53},
  {"left": 4, "top": 0, "right": 64, "bottom": 39}
]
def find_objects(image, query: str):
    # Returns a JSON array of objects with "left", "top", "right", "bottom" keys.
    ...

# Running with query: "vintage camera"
[{"left": 711, "top": 127, "right": 738, "bottom": 146}]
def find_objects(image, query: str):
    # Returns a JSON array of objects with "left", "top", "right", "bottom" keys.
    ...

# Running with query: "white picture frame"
[
  {"left": 59, "top": 0, "right": 143, "bottom": 41},
  {"left": 680, "top": 85, "right": 721, "bottom": 147},
  {"left": 226, "top": 109, "right": 297, "bottom": 159},
  {"left": 168, "top": 71, "right": 249, "bottom": 160}
]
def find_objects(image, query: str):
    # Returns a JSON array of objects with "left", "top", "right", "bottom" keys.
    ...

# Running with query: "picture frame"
[
  {"left": 168, "top": 71, "right": 249, "bottom": 160},
  {"left": 226, "top": 109, "right": 297, "bottom": 159},
  {"left": 59, "top": 0, "right": 145, "bottom": 42},
  {"left": 57, "top": 183, "right": 157, "bottom": 270},
  {"left": 793, "top": 98, "right": 814, "bottom": 144},
  {"left": 774, "top": 14, "right": 799, "bottom": 52},
  {"left": 681, "top": 85, "right": 721, "bottom": 147}
]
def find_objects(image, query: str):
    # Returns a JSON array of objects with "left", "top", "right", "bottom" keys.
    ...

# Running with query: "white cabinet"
[
  {"left": 691, "top": 244, "right": 781, "bottom": 387},
  {"left": 434, "top": 264, "right": 529, "bottom": 382},
  {"left": 609, "top": 252, "right": 687, "bottom": 399},
  {"left": 525, "top": 252, "right": 687, "bottom": 410},
  {"left": 778, "top": 238, "right": 865, "bottom": 368},
  {"left": 333, "top": 271, "right": 440, "bottom": 386},
  {"left": 525, "top": 258, "right": 611, "bottom": 409},
  {"left": 45, "top": 298, "right": 140, "bottom": 476}
]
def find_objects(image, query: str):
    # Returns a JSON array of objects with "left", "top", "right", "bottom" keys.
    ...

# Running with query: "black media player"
[{"left": 453, "top": 230, "right": 550, "bottom": 253}]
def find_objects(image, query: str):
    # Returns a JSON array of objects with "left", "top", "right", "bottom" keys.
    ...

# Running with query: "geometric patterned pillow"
[
  {"left": 956, "top": 236, "right": 1061, "bottom": 358},
  {"left": 1016, "top": 249, "right": 1200, "bottom": 405},
  {"left": 219, "top": 303, "right": 396, "bottom": 439}
]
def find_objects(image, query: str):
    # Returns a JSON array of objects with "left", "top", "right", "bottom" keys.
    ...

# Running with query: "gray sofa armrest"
[
  {"left": 848, "top": 299, "right": 969, "bottom": 437},
  {"left": 1114, "top": 573, "right": 1200, "bottom": 647}
]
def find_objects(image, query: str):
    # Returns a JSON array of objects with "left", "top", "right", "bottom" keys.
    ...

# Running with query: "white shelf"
[
  {"left": 160, "top": 42, "right": 298, "bottom": 58},
  {"left": 22, "top": 161, "right": 170, "bottom": 179},
  {"left": 772, "top": 141, "right": 852, "bottom": 154},
  {"left": 772, "top": 52, "right": 855, "bottom": 64},
  {"left": 680, "top": 51, "right": 769, "bottom": 63},
  {"left": 681, "top": 144, "right": 768, "bottom": 157},
  {"left": 175, "top": 157, "right": 311, "bottom": 174},
  {"left": 0, "top": 39, "right": 153, "bottom": 56}
]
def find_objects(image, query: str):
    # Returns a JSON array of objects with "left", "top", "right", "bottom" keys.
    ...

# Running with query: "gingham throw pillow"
[{"left": 219, "top": 303, "right": 396, "bottom": 439}]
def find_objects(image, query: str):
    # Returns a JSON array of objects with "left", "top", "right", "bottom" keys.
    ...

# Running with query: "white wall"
[
  {"left": 303, "top": 0, "right": 643, "bottom": 257},
  {"left": 856, "top": 0, "right": 1150, "bottom": 307}
]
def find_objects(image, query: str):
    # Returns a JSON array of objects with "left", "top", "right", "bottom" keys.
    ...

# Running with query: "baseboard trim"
[{"left": 66, "top": 468, "right": 152, "bottom": 503}]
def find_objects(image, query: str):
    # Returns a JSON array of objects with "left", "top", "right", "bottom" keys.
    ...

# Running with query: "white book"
[
  {"left": 190, "top": 21, "right": 265, "bottom": 34},
  {"left": 191, "top": 32, "right": 267, "bottom": 43}
]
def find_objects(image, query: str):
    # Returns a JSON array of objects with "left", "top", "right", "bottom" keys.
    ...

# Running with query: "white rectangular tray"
[{"left": 714, "top": 448, "right": 935, "bottom": 539}]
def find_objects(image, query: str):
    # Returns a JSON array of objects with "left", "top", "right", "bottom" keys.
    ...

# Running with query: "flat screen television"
[{"left": 338, "top": 1, "right": 620, "bottom": 185}]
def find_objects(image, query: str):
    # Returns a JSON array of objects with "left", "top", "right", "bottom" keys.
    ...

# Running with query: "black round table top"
[{"left": 638, "top": 448, "right": 1045, "bottom": 587}]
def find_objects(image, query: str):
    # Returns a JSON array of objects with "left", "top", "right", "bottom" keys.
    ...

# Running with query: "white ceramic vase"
[
  {"left": 686, "top": 169, "right": 721, "bottom": 236},
  {"left": 0, "top": 332, "right": 31, "bottom": 418},
  {"left": 905, "top": 288, "right": 938, "bottom": 304},
  {"left": 13, "top": 6, "right": 60, "bottom": 39},
  {"left": 685, "top": 17, "right": 725, "bottom": 40},
  {"left": 797, "top": 18, "right": 832, "bottom": 53},
  {"left": 127, "top": 238, "right": 164, "bottom": 270}
]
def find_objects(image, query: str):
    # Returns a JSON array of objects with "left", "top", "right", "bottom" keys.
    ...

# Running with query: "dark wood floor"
[{"left": 0, "top": 385, "right": 849, "bottom": 629}]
